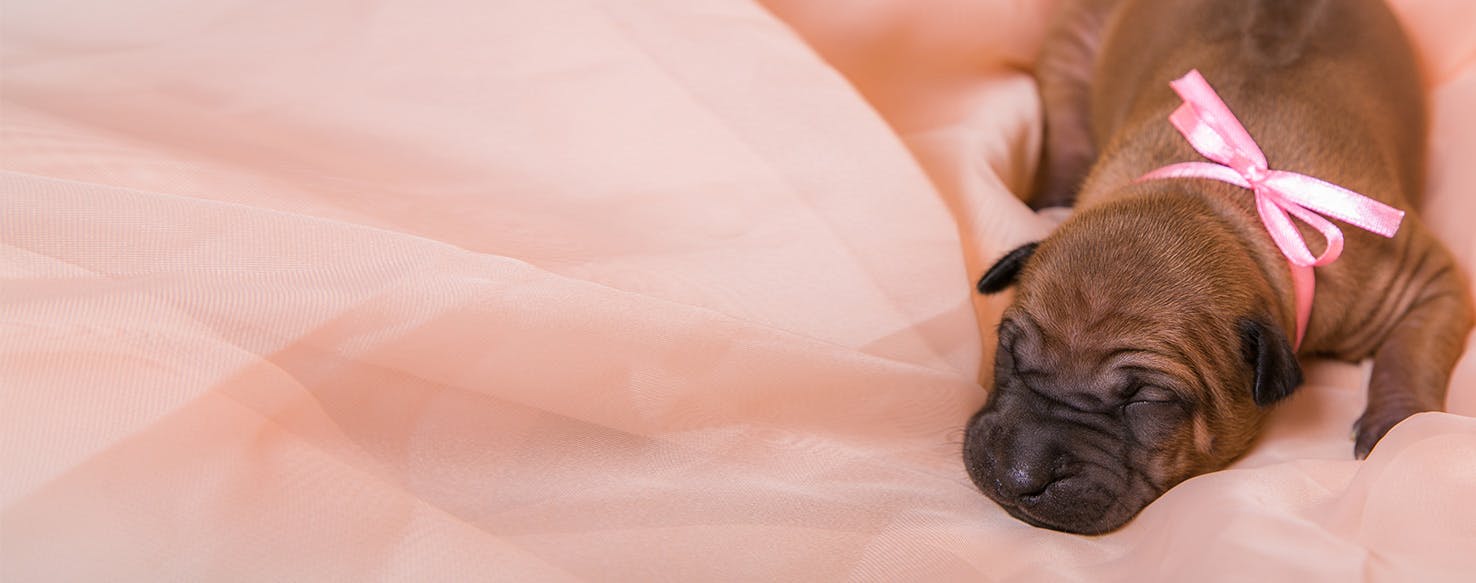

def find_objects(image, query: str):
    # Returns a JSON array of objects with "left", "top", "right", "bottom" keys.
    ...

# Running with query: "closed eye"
[
  {"left": 1122, "top": 392, "right": 1188, "bottom": 442},
  {"left": 1126, "top": 384, "right": 1182, "bottom": 404},
  {"left": 1123, "top": 400, "right": 1178, "bottom": 414}
]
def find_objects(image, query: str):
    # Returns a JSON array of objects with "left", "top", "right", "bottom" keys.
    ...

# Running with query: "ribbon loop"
[{"left": 1137, "top": 69, "right": 1407, "bottom": 347}]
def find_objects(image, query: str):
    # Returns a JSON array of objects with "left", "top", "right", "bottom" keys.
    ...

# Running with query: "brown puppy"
[{"left": 962, "top": 0, "right": 1473, "bottom": 535}]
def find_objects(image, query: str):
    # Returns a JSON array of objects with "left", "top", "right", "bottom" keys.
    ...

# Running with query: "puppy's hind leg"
[{"left": 1031, "top": 0, "right": 1117, "bottom": 209}]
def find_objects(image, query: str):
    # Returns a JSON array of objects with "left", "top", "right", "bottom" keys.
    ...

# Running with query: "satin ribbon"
[{"left": 1137, "top": 69, "right": 1405, "bottom": 348}]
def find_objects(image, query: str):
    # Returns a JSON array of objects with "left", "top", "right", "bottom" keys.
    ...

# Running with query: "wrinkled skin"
[
  {"left": 963, "top": 197, "right": 1297, "bottom": 534},
  {"left": 962, "top": 0, "right": 1472, "bottom": 534}
]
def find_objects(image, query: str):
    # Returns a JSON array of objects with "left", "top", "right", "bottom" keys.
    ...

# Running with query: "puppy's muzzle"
[{"left": 963, "top": 406, "right": 1137, "bottom": 535}]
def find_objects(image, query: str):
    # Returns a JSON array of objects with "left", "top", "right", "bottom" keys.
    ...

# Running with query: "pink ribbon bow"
[{"left": 1137, "top": 69, "right": 1405, "bottom": 348}]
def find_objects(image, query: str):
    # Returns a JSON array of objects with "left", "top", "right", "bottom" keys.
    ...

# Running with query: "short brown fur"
[{"left": 964, "top": 0, "right": 1473, "bottom": 535}]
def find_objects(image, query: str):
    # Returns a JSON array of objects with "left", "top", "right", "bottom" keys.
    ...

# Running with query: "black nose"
[
  {"left": 999, "top": 459, "right": 1057, "bottom": 498},
  {"left": 993, "top": 437, "right": 1062, "bottom": 499},
  {"left": 964, "top": 408, "right": 1138, "bottom": 534},
  {"left": 963, "top": 409, "right": 1071, "bottom": 505}
]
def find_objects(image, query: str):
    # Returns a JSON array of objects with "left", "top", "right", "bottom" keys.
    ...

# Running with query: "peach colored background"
[{"left": 3, "top": 0, "right": 1474, "bottom": 580}]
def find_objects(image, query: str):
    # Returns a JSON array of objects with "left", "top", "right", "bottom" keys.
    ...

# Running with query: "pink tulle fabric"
[{"left": 3, "top": 0, "right": 1474, "bottom": 580}]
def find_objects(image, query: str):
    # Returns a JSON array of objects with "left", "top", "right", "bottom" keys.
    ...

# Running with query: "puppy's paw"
[{"left": 1351, "top": 406, "right": 1420, "bottom": 459}]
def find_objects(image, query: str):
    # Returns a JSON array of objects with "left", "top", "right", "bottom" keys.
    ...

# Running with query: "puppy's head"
[{"left": 963, "top": 196, "right": 1301, "bottom": 534}]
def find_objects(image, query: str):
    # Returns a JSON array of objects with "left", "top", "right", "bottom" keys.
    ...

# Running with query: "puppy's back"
[
  {"left": 1241, "top": 0, "right": 1332, "bottom": 66},
  {"left": 1084, "top": 0, "right": 1426, "bottom": 207}
]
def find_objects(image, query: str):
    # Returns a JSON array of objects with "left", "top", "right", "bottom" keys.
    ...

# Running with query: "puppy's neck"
[{"left": 1070, "top": 181, "right": 1302, "bottom": 341}]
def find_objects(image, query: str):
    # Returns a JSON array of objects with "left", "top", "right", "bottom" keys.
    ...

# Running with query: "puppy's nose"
[
  {"left": 997, "top": 433, "right": 1063, "bottom": 499},
  {"left": 1001, "top": 462, "right": 1057, "bottom": 498}
]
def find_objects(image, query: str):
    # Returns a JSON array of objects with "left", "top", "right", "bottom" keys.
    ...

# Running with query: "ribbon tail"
[
  {"left": 1263, "top": 172, "right": 1405, "bottom": 238},
  {"left": 1253, "top": 191, "right": 1319, "bottom": 348},
  {"left": 1290, "top": 263, "right": 1314, "bottom": 349}
]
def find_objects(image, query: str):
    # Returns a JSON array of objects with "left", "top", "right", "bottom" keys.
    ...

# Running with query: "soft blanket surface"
[{"left": 3, "top": 0, "right": 1474, "bottom": 580}]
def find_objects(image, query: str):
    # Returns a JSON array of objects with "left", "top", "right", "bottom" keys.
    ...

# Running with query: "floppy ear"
[
  {"left": 977, "top": 243, "right": 1039, "bottom": 294},
  {"left": 1238, "top": 317, "right": 1303, "bottom": 406}
]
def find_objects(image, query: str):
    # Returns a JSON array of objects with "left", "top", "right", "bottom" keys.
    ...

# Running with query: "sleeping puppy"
[{"left": 962, "top": 0, "right": 1473, "bottom": 535}]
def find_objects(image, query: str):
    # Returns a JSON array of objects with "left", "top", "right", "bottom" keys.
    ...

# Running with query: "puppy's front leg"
[{"left": 1355, "top": 262, "right": 1474, "bottom": 458}]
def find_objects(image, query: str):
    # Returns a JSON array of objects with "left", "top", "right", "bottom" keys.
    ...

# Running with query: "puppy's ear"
[
  {"left": 1238, "top": 317, "right": 1303, "bottom": 406},
  {"left": 977, "top": 243, "right": 1039, "bottom": 294}
]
